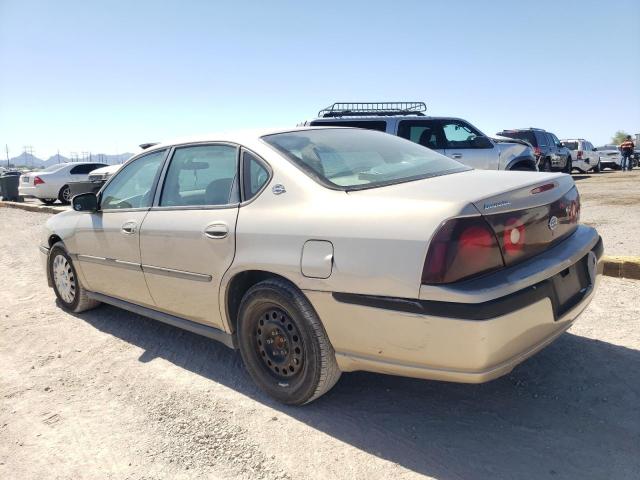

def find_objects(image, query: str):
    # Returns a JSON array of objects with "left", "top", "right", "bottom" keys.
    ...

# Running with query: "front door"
[
  {"left": 440, "top": 119, "right": 498, "bottom": 170},
  {"left": 139, "top": 144, "right": 240, "bottom": 329},
  {"left": 72, "top": 149, "right": 167, "bottom": 306}
]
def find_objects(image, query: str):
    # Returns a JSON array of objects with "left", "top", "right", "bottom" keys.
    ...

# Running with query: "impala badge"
[
  {"left": 484, "top": 200, "right": 511, "bottom": 210},
  {"left": 548, "top": 215, "right": 559, "bottom": 231}
]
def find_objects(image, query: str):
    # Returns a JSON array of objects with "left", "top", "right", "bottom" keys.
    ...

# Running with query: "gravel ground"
[
  {"left": 1, "top": 196, "right": 639, "bottom": 480},
  {"left": 575, "top": 170, "right": 640, "bottom": 256}
]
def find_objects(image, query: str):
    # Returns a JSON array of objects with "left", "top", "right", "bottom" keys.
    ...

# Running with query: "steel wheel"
[
  {"left": 52, "top": 253, "right": 76, "bottom": 304},
  {"left": 255, "top": 307, "right": 304, "bottom": 379}
]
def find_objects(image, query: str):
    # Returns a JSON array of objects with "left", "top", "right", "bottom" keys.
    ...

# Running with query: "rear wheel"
[
  {"left": 540, "top": 157, "right": 552, "bottom": 172},
  {"left": 58, "top": 185, "right": 71, "bottom": 204},
  {"left": 237, "top": 279, "right": 341, "bottom": 405},
  {"left": 49, "top": 242, "right": 100, "bottom": 313},
  {"left": 563, "top": 157, "right": 573, "bottom": 174}
]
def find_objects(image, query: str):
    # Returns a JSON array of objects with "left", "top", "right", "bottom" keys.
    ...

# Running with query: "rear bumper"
[
  {"left": 306, "top": 227, "right": 603, "bottom": 383},
  {"left": 19, "top": 184, "right": 57, "bottom": 199}
]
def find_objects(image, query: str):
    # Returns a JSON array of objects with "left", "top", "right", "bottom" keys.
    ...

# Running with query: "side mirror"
[
  {"left": 472, "top": 136, "right": 493, "bottom": 148},
  {"left": 72, "top": 192, "right": 99, "bottom": 212},
  {"left": 592, "top": 148, "right": 597, "bottom": 151}
]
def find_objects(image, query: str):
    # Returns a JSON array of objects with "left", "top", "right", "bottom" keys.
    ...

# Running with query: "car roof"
[{"left": 143, "top": 126, "right": 361, "bottom": 153}]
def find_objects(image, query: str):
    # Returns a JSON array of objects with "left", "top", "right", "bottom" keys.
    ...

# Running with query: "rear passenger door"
[
  {"left": 396, "top": 119, "right": 447, "bottom": 155},
  {"left": 138, "top": 143, "right": 241, "bottom": 329}
]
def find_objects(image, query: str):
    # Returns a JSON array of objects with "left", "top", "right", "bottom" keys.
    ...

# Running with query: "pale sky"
[{"left": 1, "top": 0, "right": 639, "bottom": 160}]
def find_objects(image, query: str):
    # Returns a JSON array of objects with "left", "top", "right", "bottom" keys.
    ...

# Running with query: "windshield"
[
  {"left": 262, "top": 128, "right": 468, "bottom": 190},
  {"left": 562, "top": 141, "right": 579, "bottom": 150},
  {"left": 598, "top": 145, "right": 618, "bottom": 150}
]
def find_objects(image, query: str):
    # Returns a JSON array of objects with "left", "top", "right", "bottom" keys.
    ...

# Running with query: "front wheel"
[
  {"left": 49, "top": 243, "right": 100, "bottom": 313},
  {"left": 592, "top": 160, "right": 601, "bottom": 173},
  {"left": 237, "top": 279, "right": 341, "bottom": 405}
]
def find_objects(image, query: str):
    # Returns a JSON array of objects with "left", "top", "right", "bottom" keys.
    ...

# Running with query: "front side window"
[
  {"left": 441, "top": 120, "right": 491, "bottom": 149},
  {"left": 262, "top": 128, "right": 467, "bottom": 190},
  {"left": 160, "top": 144, "right": 238, "bottom": 207},
  {"left": 101, "top": 150, "right": 165, "bottom": 210},
  {"left": 242, "top": 151, "right": 270, "bottom": 201}
]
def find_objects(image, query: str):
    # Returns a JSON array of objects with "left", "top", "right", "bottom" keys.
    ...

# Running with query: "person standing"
[{"left": 620, "top": 135, "right": 635, "bottom": 171}]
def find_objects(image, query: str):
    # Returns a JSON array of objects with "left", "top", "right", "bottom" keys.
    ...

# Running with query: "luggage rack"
[{"left": 318, "top": 102, "right": 427, "bottom": 118}]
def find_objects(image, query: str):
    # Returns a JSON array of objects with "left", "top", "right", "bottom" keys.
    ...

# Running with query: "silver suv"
[{"left": 301, "top": 102, "right": 537, "bottom": 171}]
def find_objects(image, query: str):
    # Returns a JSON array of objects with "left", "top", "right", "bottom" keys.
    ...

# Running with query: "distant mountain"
[{"left": 6, "top": 152, "right": 135, "bottom": 169}]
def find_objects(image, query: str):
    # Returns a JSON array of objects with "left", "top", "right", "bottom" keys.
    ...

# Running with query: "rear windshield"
[
  {"left": 562, "top": 141, "right": 579, "bottom": 150},
  {"left": 262, "top": 128, "right": 468, "bottom": 190},
  {"left": 499, "top": 131, "right": 537, "bottom": 146}
]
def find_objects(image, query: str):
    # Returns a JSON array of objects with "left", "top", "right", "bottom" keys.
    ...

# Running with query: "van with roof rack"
[{"left": 301, "top": 102, "right": 537, "bottom": 171}]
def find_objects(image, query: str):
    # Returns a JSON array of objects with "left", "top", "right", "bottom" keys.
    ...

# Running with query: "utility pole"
[
  {"left": 5, "top": 144, "right": 9, "bottom": 169},
  {"left": 57, "top": 150, "right": 61, "bottom": 164},
  {"left": 23, "top": 146, "right": 34, "bottom": 168}
]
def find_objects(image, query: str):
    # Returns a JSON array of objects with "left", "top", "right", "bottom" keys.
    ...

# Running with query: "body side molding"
[{"left": 86, "top": 291, "right": 236, "bottom": 349}]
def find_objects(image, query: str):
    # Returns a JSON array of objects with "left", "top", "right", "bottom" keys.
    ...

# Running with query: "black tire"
[
  {"left": 540, "top": 157, "right": 552, "bottom": 172},
  {"left": 40, "top": 198, "right": 57, "bottom": 205},
  {"left": 49, "top": 242, "right": 100, "bottom": 313},
  {"left": 58, "top": 185, "right": 71, "bottom": 204},
  {"left": 592, "top": 161, "right": 601, "bottom": 173},
  {"left": 236, "top": 279, "right": 341, "bottom": 405},
  {"left": 563, "top": 157, "right": 572, "bottom": 174}
]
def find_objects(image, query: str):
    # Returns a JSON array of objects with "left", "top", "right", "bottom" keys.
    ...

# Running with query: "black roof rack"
[{"left": 318, "top": 102, "right": 427, "bottom": 118}]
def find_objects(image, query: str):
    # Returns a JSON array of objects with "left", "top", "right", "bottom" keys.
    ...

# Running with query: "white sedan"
[
  {"left": 40, "top": 128, "right": 602, "bottom": 404},
  {"left": 19, "top": 162, "right": 108, "bottom": 204}
]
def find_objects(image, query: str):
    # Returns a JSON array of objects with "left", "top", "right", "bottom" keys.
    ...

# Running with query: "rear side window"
[
  {"left": 397, "top": 120, "right": 445, "bottom": 149},
  {"left": 242, "top": 151, "right": 270, "bottom": 201},
  {"left": 537, "top": 133, "right": 548, "bottom": 147},
  {"left": 309, "top": 120, "right": 387, "bottom": 132},
  {"left": 70, "top": 163, "right": 108, "bottom": 174},
  {"left": 160, "top": 144, "right": 238, "bottom": 207}
]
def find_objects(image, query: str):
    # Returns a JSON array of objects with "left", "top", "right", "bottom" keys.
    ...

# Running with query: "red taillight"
[
  {"left": 422, "top": 217, "right": 504, "bottom": 284},
  {"left": 534, "top": 147, "right": 541, "bottom": 157},
  {"left": 33, "top": 176, "right": 45, "bottom": 185},
  {"left": 577, "top": 150, "right": 583, "bottom": 159}
]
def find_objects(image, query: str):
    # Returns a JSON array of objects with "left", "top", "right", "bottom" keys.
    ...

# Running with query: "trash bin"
[{"left": 0, "top": 172, "right": 21, "bottom": 201}]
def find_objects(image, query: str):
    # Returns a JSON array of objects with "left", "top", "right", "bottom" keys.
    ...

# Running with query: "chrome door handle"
[
  {"left": 204, "top": 223, "right": 229, "bottom": 239},
  {"left": 451, "top": 153, "right": 463, "bottom": 159},
  {"left": 121, "top": 222, "right": 137, "bottom": 234}
]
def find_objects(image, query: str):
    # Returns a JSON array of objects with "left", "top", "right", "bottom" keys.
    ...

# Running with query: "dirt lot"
[
  {"left": 575, "top": 169, "right": 640, "bottom": 256},
  {"left": 1, "top": 176, "right": 639, "bottom": 479}
]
